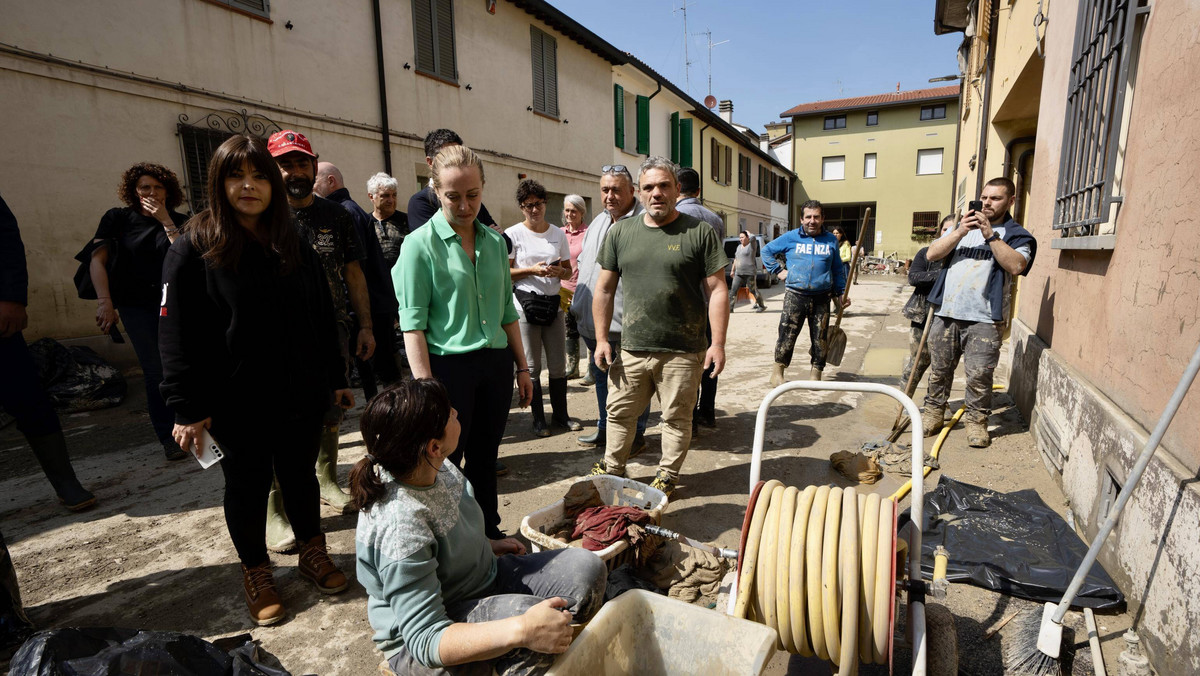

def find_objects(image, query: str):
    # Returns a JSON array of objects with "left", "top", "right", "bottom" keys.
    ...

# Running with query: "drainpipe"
[
  {"left": 646, "top": 80, "right": 663, "bottom": 101},
  {"left": 698, "top": 122, "right": 711, "bottom": 202},
  {"left": 950, "top": 79, "right": 964, "bottom": 215},
  {"left": 974, "top": 2, "right": 999, "bottom": 198},
  {"left": 1002, "top": 135, "right": 1037, "bottom": 177},
  {"left": 372, "top": 0, "right": 393, "bottom": 175}
]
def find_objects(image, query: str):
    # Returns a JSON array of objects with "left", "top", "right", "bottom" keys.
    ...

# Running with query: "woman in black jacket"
[
  {"left": 88, "top": 163, "right": 190, "bottom": 459},
  {"left": 900, "top": 215, "right": 956, "bottom": 390},
  {"left": 158, "top": 135, "right": 353, "bottom": 626}
]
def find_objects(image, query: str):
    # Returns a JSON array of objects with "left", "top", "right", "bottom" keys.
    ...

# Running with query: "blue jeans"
[
  {"left": 582, "top": 336, "right": 649, "bottom": 433},
  {"left": 119, "top": 304, "right": 174, "bottom": 443}
]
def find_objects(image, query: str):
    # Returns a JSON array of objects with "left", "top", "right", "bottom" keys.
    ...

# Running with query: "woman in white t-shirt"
[{"left": 506, "top": 180, "right": 581, "bottom": 437}]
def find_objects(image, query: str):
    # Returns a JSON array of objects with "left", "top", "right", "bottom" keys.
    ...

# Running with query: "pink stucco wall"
[{"left": 1017, "top": 1, "right": 1200, "bottom": 470}]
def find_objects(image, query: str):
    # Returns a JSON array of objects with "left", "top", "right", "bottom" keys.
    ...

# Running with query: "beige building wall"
[
  {"left": 790, "top": 100, "right": 957, "bottom": 258},
  {"left": 0, "top": 0, "right": 612, "bottom": 340}
]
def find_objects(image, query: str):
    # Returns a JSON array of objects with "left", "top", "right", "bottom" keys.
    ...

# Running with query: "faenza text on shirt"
[{"left": 794, "top": 242, "right": 833, "bottom": 255}]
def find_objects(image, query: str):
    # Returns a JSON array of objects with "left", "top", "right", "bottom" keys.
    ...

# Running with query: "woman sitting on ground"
[{"left": 352, "top": 378, "right": 606, "bottom": 675}]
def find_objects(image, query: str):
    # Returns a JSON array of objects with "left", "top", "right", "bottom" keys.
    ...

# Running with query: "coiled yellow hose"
[{"left": 735, "top": 482, "right": 898, "bottom": 674}]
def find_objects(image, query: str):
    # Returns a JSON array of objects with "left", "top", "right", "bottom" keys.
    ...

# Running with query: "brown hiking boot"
[
  {"left": 769, "top": 363, "right": 786, "bottom": 388},
  {"left": 241, "top": 561, "right": 285, "bottom": 626},
  {"left": 298, "top": 533, "right": 349, "bottom": 594},
  {"left": 922, "top": 405, "right": 946, "bottom": 437},
  {"left": 965, "top": 419, "right": 991, "bottom": 448}
]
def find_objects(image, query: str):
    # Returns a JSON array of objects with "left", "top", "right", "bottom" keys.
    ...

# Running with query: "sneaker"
[
  {"left": 241, "top": 561, "right": 286, "bottom": 626},
  {"left": 495, "top": 460, "right": 509, "bottom": 476},
  {"left": 298, "top": 534, "right": 349, "bottom": 594},
  {"left": 589, "top": 461, "right": 614, "bottom": 476},
  {"left": 754, "top": 305, "right": 766, "bottom": 313},
  {"left": 649, "top": 471, "right": 676, "bottom": 498}
]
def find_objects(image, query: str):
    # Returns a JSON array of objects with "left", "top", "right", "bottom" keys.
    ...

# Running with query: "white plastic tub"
[
  {"left": 518, "top": 475, "right": 668, "bottom": 570},
  {"left": 548, "top": 590, "right": 778, "bottom": 675}
]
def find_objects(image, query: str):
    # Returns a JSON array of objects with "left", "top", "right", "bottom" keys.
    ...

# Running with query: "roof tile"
[{"left": 781, "top": 85, "right": 960, "bottom": 117}]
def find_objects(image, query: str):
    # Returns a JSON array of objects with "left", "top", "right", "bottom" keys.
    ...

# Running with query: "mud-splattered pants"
[
  {"left": 923, "top": 316, "right": 1001, "bottom": 423},
  {"left": 774, "top": 290, "right": 831, "bottom": 369},
  {"left": 386, "top": 548, "right": 607, "bottom": 675}
]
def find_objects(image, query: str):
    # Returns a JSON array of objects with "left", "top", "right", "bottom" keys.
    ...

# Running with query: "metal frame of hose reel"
[{"left": 737, "top": 381, "right": 929, "bottom": 676}]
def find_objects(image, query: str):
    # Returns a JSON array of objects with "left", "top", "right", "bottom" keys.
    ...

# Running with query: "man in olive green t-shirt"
[{"left": 590, "top": 157, "right": 729, "bottom": 497}]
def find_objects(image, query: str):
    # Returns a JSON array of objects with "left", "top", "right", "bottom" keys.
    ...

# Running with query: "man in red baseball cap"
[{"left": 264, "top": 129, "right": 374, "bottom": 549}]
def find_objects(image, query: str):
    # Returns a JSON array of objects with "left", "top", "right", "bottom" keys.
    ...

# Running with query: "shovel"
[{"left": 824, "top": 207, "right": 871, "bottom": 366}]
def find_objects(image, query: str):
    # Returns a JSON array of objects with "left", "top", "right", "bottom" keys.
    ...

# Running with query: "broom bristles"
[{"left": 1003, "top": 609, "right": 1065, "bottom": 676}]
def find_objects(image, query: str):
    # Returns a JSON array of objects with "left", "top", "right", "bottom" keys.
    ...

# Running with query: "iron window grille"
[
  {"left": 177, "top": 109, "right": 282, "bottom": 213},
  {"left": 1052, "top": 0, "right": 1150, "bottom": 236},
  {"left": 413, "top": 0, "right": 457, "bottom": 82},
  {"left": 823, "top": 115, "right": 847, "bottom": 130},
  {"left": 912, "top": 211, "right": 941, "bottom": 239}
]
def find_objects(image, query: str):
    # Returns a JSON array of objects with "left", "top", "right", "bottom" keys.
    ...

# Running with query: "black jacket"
[
  {"left": 158, "top": 234, "right": 348, "bottom": 424},
  {"left": 0, "top": 194, "right": 26, "bottom": 305},
  {"left": 327, "top": 188, "right": 398, "bottom": 316},
  {"left": 902, "top": 246, "right": 944, "bottom": 324}
]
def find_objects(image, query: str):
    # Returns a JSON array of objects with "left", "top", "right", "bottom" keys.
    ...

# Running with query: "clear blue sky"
[{"left": 547, "top": 0, "right": 963, "bottom": 132}]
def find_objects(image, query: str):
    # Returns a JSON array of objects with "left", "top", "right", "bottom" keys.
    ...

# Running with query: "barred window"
[
  {"left": 177, "top": 110, "right": 281, "bottom": 213},
  {"left": 912, "top": 211, "right": 941, "bottom": 239},
  {"left": 1053, "top": 0, "right": 1150, "bottom": 241}
]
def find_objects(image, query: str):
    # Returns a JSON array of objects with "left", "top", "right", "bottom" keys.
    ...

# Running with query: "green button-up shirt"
[{"left": 394, "top": 209, "right": 518, "bottom": 355}]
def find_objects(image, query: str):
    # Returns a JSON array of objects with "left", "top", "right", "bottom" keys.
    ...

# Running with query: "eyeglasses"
[
  {"left": 520, "top": 201, "right": 546, "bottom": 210},
  {"left": 601, "top": 165, "right": 631, "bottom": 177}
]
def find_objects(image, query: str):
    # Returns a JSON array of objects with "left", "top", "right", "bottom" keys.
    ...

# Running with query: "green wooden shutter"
[
  {"left": 614, "top": 84, "right": 624, "bottom": 148},
  {"left": 413, "top": 0, "right": 436, "bottom": 74},
  {"left": 669, "top": 112, "right": 680, "bottom": 163},
  {"left": 542, "top": 33, "right": 558, "bottom": 117},
  {"left": 679, "top": 118, "right": 693, "bottom": 168},
  {"left": 635, "top": 95, "right": 650, "bottom": 154},
  {"left": 434, "top": 0, "right": 456, "bottom": 80},
  {"left": 724, "top": 146, "right": 732, "bottom": 185}
]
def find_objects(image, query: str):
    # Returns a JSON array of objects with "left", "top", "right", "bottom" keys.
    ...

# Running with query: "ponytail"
[{"left": 349, "top": 454, "right": 385, "bottom": 512}]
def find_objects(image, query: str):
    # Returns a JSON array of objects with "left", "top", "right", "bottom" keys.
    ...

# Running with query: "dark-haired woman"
[
  {"left": 88, "top": 163, "right": 190, "bottom": 460},
  {"left": 506, "top": 179, "right": 579, "bottom": 438},
  {"left": 352, "top": 378, "right": 606, "bottom": 675},
  {"left": 158, "top": 135, "right": 352, "bottom": 626}
]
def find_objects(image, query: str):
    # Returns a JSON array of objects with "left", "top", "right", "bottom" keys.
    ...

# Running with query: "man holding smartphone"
[{"left": 921, "top": 178, "right": 1037, "bottom": 447}]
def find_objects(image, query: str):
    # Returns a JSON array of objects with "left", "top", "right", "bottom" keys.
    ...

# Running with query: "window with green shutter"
[
  {"left": 613, "top": 84, "right": 625, "bottom": 148},
  {"left": 636, "top": 95, "right": 650, "bottom": 154},
  {"left": 530, "top": 26, "right": 558, "bottom": 117},
  {"left": 679, "top": 118, "right": 693, "bottom": 168},
  {"left": 669, "top": 112, "right": 680, "bottom": 163},
  {"left": 412, "top": 0, "right": 457, "bottom": 82}
]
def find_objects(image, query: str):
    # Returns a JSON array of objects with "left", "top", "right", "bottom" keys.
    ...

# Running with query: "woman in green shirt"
[{"left": 393, "top": 145, "right": 533, "bottom": 539}]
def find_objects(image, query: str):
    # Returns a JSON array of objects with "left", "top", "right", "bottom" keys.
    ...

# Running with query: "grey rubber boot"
[
  {"left": 769, "top": 363, "right": 786, "bottom": 388},
  {"left": 265, "top": 478, "right": 296, "bottom": 553},
  {"left": 316, "top": 424, "right": 353, "bottom": 513},
  {"left": 27, "top": 432, "right": 96, "bottom": 512},
  {"left": 565, "top": 339, "right": 580, "bottom": 379}
]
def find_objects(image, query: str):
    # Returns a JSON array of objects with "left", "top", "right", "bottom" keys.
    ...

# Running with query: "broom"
[{"left": 1005, "top": 339, "right": 1200, "bottom": 675}]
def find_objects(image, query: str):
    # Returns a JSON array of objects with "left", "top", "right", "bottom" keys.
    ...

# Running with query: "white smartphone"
[{"left": 195, "top": 429, "right": 225, "bottom": 469}]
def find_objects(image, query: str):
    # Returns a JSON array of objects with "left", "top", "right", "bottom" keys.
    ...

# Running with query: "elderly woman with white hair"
[
  {"left": 367, "top": 172, "right": 409, "bottom": 270},
  {"left": 559, "top": 194, "right": 589, "bottom": 381}
]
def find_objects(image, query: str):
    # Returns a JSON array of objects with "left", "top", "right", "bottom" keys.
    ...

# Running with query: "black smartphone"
[
  {"left": 968, "top": 200, "right": 983, "bottom": 214},
  {"left": 109, "top": 325, "right": 126, "bottom": 344}
]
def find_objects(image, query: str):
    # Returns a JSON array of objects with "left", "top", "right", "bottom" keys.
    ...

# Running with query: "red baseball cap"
[{"left": 267, "top": 130, "right": 317, "bottom": 158}]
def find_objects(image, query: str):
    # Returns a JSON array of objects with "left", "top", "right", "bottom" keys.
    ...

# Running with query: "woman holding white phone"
[{"left": 158, "top": 134, "right": 353, "bottom": 626}]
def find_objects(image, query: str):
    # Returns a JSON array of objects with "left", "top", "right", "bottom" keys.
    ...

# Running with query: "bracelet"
[
  {"left": 360, "top": 325, "right": 373, "bottom": 331},
  {"left": 516, "top": 368, "right": 531, "bottom": 374}
]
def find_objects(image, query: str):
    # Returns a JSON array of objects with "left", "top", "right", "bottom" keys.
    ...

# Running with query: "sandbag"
[{"left": 902, "top": 476, "right": 1125, "bottom": 610}]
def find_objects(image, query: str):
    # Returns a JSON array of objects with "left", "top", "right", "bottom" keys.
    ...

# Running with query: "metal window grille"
[
  {"left": 176, "top": 109, "right": 282, "bottom": 213},
  {"left": 1053, "top": 0, "right": 1149, "bottom": 234},
  {"left": 530, "top": 26, "right": 558, "bottom": 117},
  {"left": 413, "top": 0, "right": 457, "bottom": 82},
  {"left": 912, "top": 211, "right": 941, "bottom": 238}
]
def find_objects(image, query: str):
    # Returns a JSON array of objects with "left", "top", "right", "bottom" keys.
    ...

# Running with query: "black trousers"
[
  {"left": 211, "top": 412, "right": 323, "bottom": 566},
  {"left": 430, "top": 348, "right": 514, "bottom": 539},
  {"left": 0, "top": 332, "right": 61, "bottom": 438},
  {"left": 354, "top": 313, "right": 402, "bottom": 400},
  {"left": 696, "top": 320, "right": 718, "bottom": 418}
]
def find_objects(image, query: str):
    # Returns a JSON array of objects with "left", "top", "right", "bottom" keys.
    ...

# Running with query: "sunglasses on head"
[{"left": 601, "top": 165, "right": 631, "bottom": 176}]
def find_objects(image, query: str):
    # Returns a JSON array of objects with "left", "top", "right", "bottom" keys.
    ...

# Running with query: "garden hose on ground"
[{"left": 735, "top": 481, "right": 899, "bottom": 674}]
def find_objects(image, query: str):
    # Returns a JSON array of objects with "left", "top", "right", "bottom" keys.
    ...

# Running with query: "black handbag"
[
  {"left": 514, "top": 288, "right": 560, "bottom": 326},
  {"left": 72, "top": 238, "right": 116, "bottom": 301}
]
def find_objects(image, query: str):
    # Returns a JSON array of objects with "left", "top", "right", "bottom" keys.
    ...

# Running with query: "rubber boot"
[
  {"left": 809, "top": 366, "right": 823, "bottom": 381},
  {"left": 965, "top": 418, "right": 991, "bottom": 448},
  {"left": 922, "top": 404, "right": 947, "bottom": 438},
  {"left": 316, "top": 425, "right": 353, "bottom": 513},
  {"left": 578, "top": 428, "right": 605, "bottom": 447},
  {"left": 580, "top": 348, "right": 596, "bottom": 386},
  {"left": 769, "top": 363, "right": 786, "bottom": 388},
  {"left": 27, "top": 432, "right": 96, "bottom": 512},
  {"left": 548, "top": 377, "right": 582, "bottom": 431},
  {"left": 265, "top": 479, "right": 296, "bottom": 553},
  {"left": 565, "top": 339, "right": 580, "bottom": 380},
  {"left": 530, "top": 380, "right": 550, "bottom": 438}
]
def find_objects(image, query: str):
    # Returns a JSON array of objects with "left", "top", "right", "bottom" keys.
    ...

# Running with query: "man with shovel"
[
  {"left": 922, "top": 178, "right": 1036, "bottom": 447},
  {"left": 762, "top": 200, "right": 848, "bottom": 386}
]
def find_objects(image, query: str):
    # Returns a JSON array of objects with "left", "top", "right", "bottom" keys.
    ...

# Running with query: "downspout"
[
  {"left": 950, "top": 79, "right": 964, "bottom": 215},
  {"left": 973, "top": 2, "right": 999, "bottom": 198},
  {"left": 1002, "top": 135, "right": 1037, "bottom": 177},
  {"left": 646, "top": 80, "right": 663, "bottom": 101},
  {"left": 698, "top": 122, "right": 711, "bottom": 205},
  {"left": 372, "top": 0, "right": 393, "bottom": 175}
]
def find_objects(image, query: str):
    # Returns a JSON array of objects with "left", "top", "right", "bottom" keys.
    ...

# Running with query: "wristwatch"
[{"left": 984, "top": 233, "right": 1000, "bottom": 244}]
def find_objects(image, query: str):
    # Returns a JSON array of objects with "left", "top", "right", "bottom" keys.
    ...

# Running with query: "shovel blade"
[{"left": 825, "top": 327, "right": 847, "bottom": 366}]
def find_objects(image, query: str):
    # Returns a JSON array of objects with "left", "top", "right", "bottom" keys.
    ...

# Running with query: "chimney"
[
  {"left": 719, "top": 99, "right": 734, "bottom": 124},
  {"left": 759, "top": 133, "right": 770, "bottom": 152},
  {"left": 896, "top": 82, "right": 901, "bottom": 93}
]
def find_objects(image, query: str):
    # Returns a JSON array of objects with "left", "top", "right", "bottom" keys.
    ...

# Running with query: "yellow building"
[{"left": 781, "top": 86, "right": 960, "bottom": 258}]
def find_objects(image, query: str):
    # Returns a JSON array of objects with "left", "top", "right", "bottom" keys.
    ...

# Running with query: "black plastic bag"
[
  {"left": 27, "top": 338, "right": 125, "bottom": 413},
  {"left": 902, "top": 476, "right": 1125, "bottom": 610},
  {"left": 9, "top": 628, "right": 291, "bottom": 676}
]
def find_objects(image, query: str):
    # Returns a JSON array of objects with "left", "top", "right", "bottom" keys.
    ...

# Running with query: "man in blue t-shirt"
[{"left": 922, "top": 177, "right": 1037, "bottom": 447}]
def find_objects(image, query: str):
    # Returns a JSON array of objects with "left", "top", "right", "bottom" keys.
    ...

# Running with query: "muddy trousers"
[
  {"left": 212, "top": 413, "right": 323, "bottom": 567},
  {"left": 386, "top": 548, "right": 607, "bottom": 676},
  {"left": 605, "top": 350, "right": 705, "bottom": 480},
  {"left": 923, "top": 316, "right": 1001, "bottom": 423},
  {"left": 430, "top": 348, "right": 514, "bottom": 539},
  {"left": 774, "top": 290, "right": 831, "bottom": 369},
  {"left": 900, "top": 322, "right": 933, "bottom": 393}
]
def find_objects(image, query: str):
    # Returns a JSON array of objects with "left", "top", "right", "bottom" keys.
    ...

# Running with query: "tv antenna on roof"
[
  {"left": 694, "top": 29, "right": 729, "bottom": 98},
  {"left": 674, "top": 0, "right": 695, "bottom": 93}
]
